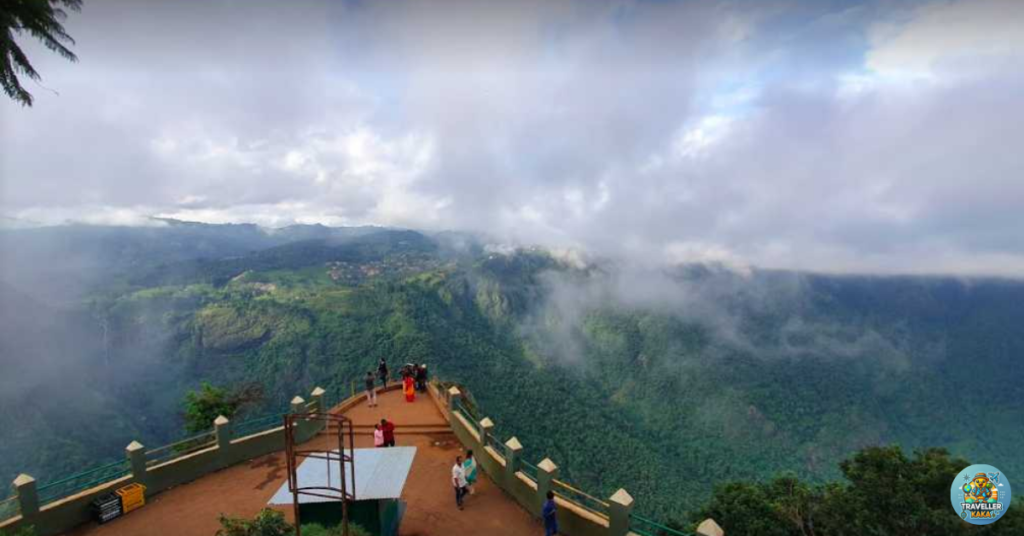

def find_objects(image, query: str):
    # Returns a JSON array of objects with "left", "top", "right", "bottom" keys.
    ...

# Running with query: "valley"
[{"left": 1, "top": 223, "right": 1022, "bottom": 527}]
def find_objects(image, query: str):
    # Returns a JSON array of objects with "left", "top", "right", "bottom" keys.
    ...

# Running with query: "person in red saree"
[{"left": 403, "top": 373, "right": 416, "bottom": 402}]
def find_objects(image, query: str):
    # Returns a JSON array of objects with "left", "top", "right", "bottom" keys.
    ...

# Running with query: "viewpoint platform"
[{"left": 63, "top": 388, "right": 540, "bottom": 536}]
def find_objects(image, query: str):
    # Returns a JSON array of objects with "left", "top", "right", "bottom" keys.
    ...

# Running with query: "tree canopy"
[
  {"left": 696, "top": 446, "right": 1023, "bottom": 535},
  {"left": 0, "top": 0, "right": 81, "bottom": 106},
  {"left": 183, "top": 382, "right": 262, "bottom": 434}
]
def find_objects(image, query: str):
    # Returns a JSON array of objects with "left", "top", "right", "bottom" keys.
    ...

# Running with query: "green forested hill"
[{"left": 1, "top": 224, "right": 1022, "bottom": 527}]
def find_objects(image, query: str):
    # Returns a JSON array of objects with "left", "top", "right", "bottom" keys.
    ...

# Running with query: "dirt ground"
[{"left": 64, "top": 388, "right": 540, "bottom": 536}]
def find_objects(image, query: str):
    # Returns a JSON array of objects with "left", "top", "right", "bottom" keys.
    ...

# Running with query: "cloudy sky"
[{"left": 2, "top": 0, "right": 1023, "bottom": 275}]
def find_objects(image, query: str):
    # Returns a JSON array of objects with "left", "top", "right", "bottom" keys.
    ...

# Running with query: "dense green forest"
[
  {"left": 694, "top": 445, "right": 1021, "bottom": 535},
  {"left": 1, "top": 222, "right": 1022, "bottom": 529}
]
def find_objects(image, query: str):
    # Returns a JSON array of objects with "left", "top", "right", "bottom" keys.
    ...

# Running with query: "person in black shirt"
[
  {"left": 416, "top": 364, "right": 428, "bottom": 392},
  {"left": 378, "top": 358, "right": 389, "bottom": 389},
  {"left": 364, "top": 371, "right": 377, "bottom": 407}
]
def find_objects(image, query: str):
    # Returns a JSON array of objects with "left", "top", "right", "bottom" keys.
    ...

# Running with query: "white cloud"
[
  {"left": 2, "top": 0, "right": 1023, "bottom": 276},
  {"left": 865, "top": 0, "right": 1024, "bottom": 82},
  {"left": 664, "top": 241, "right": 751, "bottom": 275}
]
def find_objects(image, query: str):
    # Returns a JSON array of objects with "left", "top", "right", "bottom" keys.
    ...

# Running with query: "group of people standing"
[
  {"left": 366, "top": 358, "right": 559, "bottom": 534},
  {"left": 373, "top": 418, "right": 396, "bottom": 448},
  {"left": 365, "top": 358, "right": 428, "bottom": 406},
  {"left": 365, "top": 358, "right": 425, "bottom": 449},
  {"left": 451, "top": 450, "right": 478, "bottom": 510}
]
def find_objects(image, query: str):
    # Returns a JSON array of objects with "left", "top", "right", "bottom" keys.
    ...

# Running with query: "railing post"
[
  {"left": 291, "top": 396, "right": 306, "bottom": 414},
  {"left": 608, "top": 488, "right": 634, "bottom": 536},
  {"left": 291, "top": 396, "right": 316, "bottom": 443},
  {"left": 479, "top": 417, "right": 494, "bottom": 448},
  {"left": 697, "top": 519, "right": 725, "bottom": 536},
  {"left": 447, "top": 387, "right": 461, "bottom": 412},
  {"left": 505, "top": 437, "right": 523, "bottom": 485},
  {"left": 214, "top": 415, "right": 232, "bottom": 467},
  {"left": 310, "top": 387, "right": 328, "bottom": 435},
  {"left": 311, "top": 387, "right": 326, "bottom": 413},
  {"left": 13, "top": 474, "right": 38, "bottom": 520},
  {"left": 215, "top": 415, "right": 232, "bottom": 448},
  {"left": 126, "top": 441, "right": 148, "bottom": 489},
  {"left": 537, "top": 458, "right": 559, "bottom": 511}
]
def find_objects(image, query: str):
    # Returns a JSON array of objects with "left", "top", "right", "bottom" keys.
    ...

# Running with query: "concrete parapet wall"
[
  {"left": 427, "top": 382, "right": 614, "bottom": 536},
  {"left": 2, "top": 380, "right": 720, "bottom": 536},
  {"left": 427, "top": 380, "right": 723, "bottom": 536},
  {"left": 0, "top": 387, "right": 334, "bottom": 536},
  {"left": 24, "top": 475, "right": 135, "bottom": 536}
]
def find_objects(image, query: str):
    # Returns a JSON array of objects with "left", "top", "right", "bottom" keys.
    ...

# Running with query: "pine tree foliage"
[{"left": 0, "top": 0, "right": 81, "bottom": 106}]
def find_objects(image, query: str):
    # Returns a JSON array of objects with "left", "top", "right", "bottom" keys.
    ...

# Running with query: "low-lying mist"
[{"left": 513, "top": 257, "right": 919, "bottom": 372}]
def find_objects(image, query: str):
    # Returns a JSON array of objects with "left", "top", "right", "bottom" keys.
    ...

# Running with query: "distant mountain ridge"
[{"left": 0, "top": 223, "right": 1022, "bottom": 520}]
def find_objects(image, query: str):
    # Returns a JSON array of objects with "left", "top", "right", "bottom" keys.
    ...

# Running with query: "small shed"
[{"left": 269, "top": 447, "right": 416, "bottom": 536}]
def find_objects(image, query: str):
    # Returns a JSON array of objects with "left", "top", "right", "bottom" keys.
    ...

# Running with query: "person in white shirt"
[{"left": 452, "top": 455, "right": 468, "bottom": 510}]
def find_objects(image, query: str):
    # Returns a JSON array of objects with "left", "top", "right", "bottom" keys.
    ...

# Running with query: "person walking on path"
[
  {"left": 364, "top": 371, "right": 378, "bottom": 407},
  {"left": 416, "top": 364, "right": 428, "bottom": 392},
  {"left": 403, "top": 372, "right": 416, "bottom": 402},
  {"left": 373, "top": 424, "right": 384, "bottom": 448},
  {"left": 463, "top": 449, "right": 478, "bottom": 495},
  {"left": 452, "top": 455, "right": 468, "bottom": 510},
  {"left": 378, "top": 358, "right": 389, "bottom": 389},
  {"left": 542, "top": 490, "right": 559, "bottom": 536},
  {"left": 380, "top": 418, "right": 396, "bottom": 447}
]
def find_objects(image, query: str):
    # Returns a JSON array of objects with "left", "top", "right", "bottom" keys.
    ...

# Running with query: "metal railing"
[
  {"left": 485, "top": 434, "right": 506, "bottom": 457},
  {"left": 232, "top": 413, "right": 285, "bottom": 439},
  {"left": 519, "top": 460, "right": 539, "bottom": 482},
  {"left": 11, "top": 374, "right": 688, "bottom": 536},
  {"left": 16, "top": 376, "right": 360, "bottom": 514},
  {"left": 144, "top": 430, "right": 217, "bottom": 467},
  {"left": 459, "top": 396, "right": 482, "bottom": 422},
  {"left": 630, "top": 513, "right": 692, "bottom": 536},
  {"left": 451, "top": 398, "right": 480, "bottom": 434},
  {"left": 36, "top": 459, "right": 131, "bottom": 505},
  {"left": 323, "top": 388, "right": 342, "bottom": 411},
  {"left": 0, "top": 494, "right": 19, "bottom": 523},
  {"left": 552, "top": 478, "right": 611, "bottom": 518}
]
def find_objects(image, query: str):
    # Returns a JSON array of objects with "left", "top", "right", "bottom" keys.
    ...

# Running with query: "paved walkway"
[{"left": 65, "top": 388, "right": 539, "bottom": 536}]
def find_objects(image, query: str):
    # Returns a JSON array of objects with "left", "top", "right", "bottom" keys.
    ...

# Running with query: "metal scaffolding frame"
[{"left": 284, "top": 412, "right": 356, "bottom": 536}]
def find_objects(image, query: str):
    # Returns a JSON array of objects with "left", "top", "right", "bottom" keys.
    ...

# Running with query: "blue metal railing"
[
  {"left": 323, "top": 388, "right": 341, "bottom": 411},
  {"left": 23, "top": 373, "right": 692, "bottom": 536},
  {"left": 460, "top": 397, "right": 482, "bottom": 422},
  {"left": 451, "top": 397, "right": 480, "bottom": 435},
  {"left": 35, "top": 459, "right": 131, "bottom": 505},
  {"left": 232, "top": 412, "right": 286, "bottom": 438},
  {"left": 520, "top": 460, "right": 539, "bottom": 482},
  {"left": 0, "top": 494, "right": 19, "bottom": 523},
  {"left": 485, "top": 434, "right": 506, "bottom": 457},
  {"left": 630, "top": 513, "right": 692, "bottom": 536},
  {"left": 144, "top": 430, "right": 217, "bottom": 467},
  {"left": 552, "top": 478, "right": 611, "bottom": 518},
  {"left": 26, "top": 377, "right": 357, "bottom": 511}
]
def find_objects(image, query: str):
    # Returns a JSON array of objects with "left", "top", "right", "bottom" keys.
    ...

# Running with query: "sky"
[{"left": 2, "top": 0, "right": 1023, "bottom": 276}]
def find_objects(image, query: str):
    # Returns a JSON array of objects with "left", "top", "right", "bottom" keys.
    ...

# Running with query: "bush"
[
  {"left": 184, "top": 382, "right": 263, "bottom": 434},
  {"left": 300, "top": 523, "right": 372, "bottom": 536},
  {"left": 216, "top": 508, "right": 292, "bottom": 536}
]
